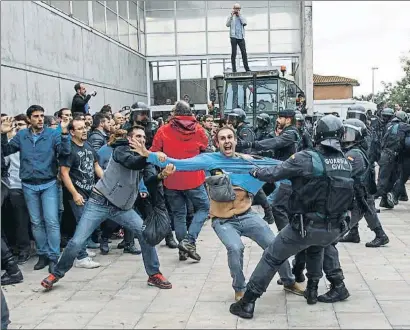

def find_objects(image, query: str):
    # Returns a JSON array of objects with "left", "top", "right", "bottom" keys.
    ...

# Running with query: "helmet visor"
[
  {"left": 227, "top": 113, "right": 239, "bottom": 124},
  {"left": 342, "top": 124, "right": 359, "bottom": 143}
]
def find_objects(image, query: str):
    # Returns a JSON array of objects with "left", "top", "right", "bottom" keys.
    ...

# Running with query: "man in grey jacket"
[
  {"left": 226, "top": 3, "right": 250, "bottom": 72},
  {"left": 41, "top": 125, "right": 174, "bottom": 290}
]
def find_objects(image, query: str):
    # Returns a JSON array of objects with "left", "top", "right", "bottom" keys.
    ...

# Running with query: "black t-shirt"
[{"left": 60, "top": 141, "right": 97, "bottom": 198}]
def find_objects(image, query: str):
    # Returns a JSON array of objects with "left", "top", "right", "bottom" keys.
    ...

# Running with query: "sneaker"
[
  {"left": 284, "top": 282, "right": 305, "bottom": 296},
  {"left": 123, "top": 244, "right": 142, "bottom": 255},
  {"left": 41, "top": 274, "right": 59, "bottom": 290},
  {"left": 147, "top": 273, "right": 172, "bottom": 289},
  {"left": 86, "top": 249, "right": 96, "bottom": 258},
  {"left": 74, "top": 257, "right": 100, "bottom": 269},
  {"left": 17, "top": 251, "right": 31, "bottom": 265},
  {"left": 34, "top": 255, "right": 49, "bottom": 270}
]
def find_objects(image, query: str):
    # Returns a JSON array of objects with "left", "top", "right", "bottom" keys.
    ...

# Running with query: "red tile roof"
[{"left": 314, "top": 74, "right": 360, "bottom": 86}]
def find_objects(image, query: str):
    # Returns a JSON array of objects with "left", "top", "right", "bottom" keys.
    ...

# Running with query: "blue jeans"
[
  {"left": 22, "top": 182, "right": 60, "bottom": 260},
  {"left": 68, "top": 199, "right": 89, "bottom": 260},
  {"left": 53, "top": 192, "right": 160, "bottom": 278},
  {"left": 212, "top": 212, "right": 295, "bottom": 292},
  {"left": 57, "top": 182, "right": 64, "bottom": 224},
  {"left": 164, "top": 184, "right": 210, "bottom": 243}
]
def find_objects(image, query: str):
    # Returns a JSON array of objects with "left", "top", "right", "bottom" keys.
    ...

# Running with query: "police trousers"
[
  {"left": 350, "top": 196, "right": 381, "bottom": 231},
  {"left": 377, "top": 150, "right": 398, "bottom": 197},
  {"left": 246, "top": 222, "right": 342, "bottom": 296},
  {"left": 392, "top": 156, "right": 410, "bottom": 199}
]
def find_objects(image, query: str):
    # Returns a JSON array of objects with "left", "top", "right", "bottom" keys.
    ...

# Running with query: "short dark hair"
[
  {"left": 26, "top": 105, "right": 45, "bottom": 118},
  {"left": 68, "top": 116, "right": 84, "bottom": 131},
  {"left": 85, "top": 113, "right": 93, "bottom": 118},
  {"left": 58, "top": 108, "right": 71, "bottom": 118},
  {"left": 91, "top": 113, "right": 109, "bottom": 130},
  {"left": 1, "top": 113, "right": 8, "bottom": 117},
  {"left": 203, "top": 115, "right": 213, "bottom": 122},
  {"left": 74, "top": 82, "right": 82, "bottom": 92},
  {"left": 14, "top": 114, "right": 29, "bottom": 124},
  {"left": 100, "top": 105, "right": 112, "bottom": 114},
  {"left": 72, "top": 111, "right": 84, "bottom": 118},
  {"left": 127, "top": 125, "right": 145, "bottom": 136},
  {"left": 214, "top": 126, "right": 237, "bottom": 143},
  {"left": 44, "top": 115, "right": 58, "bottom": 127}
]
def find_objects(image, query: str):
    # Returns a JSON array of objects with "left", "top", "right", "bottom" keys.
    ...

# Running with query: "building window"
[
  {"left": 245, "top": 31, "right": 269, "bottom": 53},
  {"left": 138, "top": 6, "right": 145, "bottom": 32},
  {"left": 176, "top": 1, "right": 206, "bottom": 10},
  {"left": 145, "top": 1, "right": 175, "bottom": 11},
  {"left": 270, "top": 29, "right": 301, "bottom": 53},
  {"left": 118, "top": 1, "right": 128, "bottom": 19},
  {"left": 177, "top": 32, "right": 206, "bottom": 55},
  {"left": 106, "top": 1, "right": 117, "bottom": 13},
  {"left": 180, "top": 60, "right": 208, "bottom": 104},
  {"left": 119, "top": 17, "right": 129, "bottom": 46},
  {"left": 152, "top": 61, "right": 177, "bottom": 105},
  {"left": 106, "top": 8, "right": 118, "bottom": 40},
  {"left": 176, "top": 10, "right": 206, "bottom": 32},
  {"left": 129, "top": 25, "right": 139, "bottom": 51},
  {"left": 129, "top": 1, "right": 138, "bottom": 27},
  {"left": 140, "top": 33, "right": 146, "bottom": 55},
  {"left": 147, "top": 34, "right": 176, "bottom": 56},
  {"left": 146, "top": 10, "right": 175, "bottom": 33},
  {"left": 92, "top": 1, "right": 106, "bottom": 33},
  {"left": 50, "top": 1, "right": 70, "bottom": 14},
  {"left": 269, "top": 5, "right": 300, "bottom": 30},
  {"left": 242, "top": 7, "right": 268, "bottom": 30},
  {"left": 207, "top": 9, "right": 231, "bottom": 31},
  {"left": 71, "top": 1, "right": 89, "bottom": 24},
  {"left": 207, "top": 32, "right": 230, "bottom": 55},
  {"left": 210, "top": 59, "right": 228, "bottom": 77}
]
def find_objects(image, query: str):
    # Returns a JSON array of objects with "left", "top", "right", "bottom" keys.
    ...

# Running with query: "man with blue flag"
[{"left": 129, "top": 126, "right": 304, "bottom": 302}]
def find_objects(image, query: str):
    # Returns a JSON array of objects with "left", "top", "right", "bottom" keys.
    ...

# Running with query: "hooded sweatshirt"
[{"left": 150, "top": 116, "right": 208, "bottom": 190}]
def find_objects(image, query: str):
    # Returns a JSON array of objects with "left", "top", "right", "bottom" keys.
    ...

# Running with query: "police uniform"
[{"left": 229, "top": 115, "right": 354, "bottom": 320}]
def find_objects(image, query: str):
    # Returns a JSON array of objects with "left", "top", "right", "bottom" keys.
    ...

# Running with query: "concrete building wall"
[
  {"left": 1, "top": 1, "right": 147, "bottom": 116},
  {"left": 314, "top": 85, "right": 353, "bottom": 100}
]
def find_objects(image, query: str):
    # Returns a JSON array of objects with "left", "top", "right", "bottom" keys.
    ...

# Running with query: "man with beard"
[
  {"left": 71, "top": 83, "right": 97, "bottom": 114},
  {"left": 131, "top": 126, "right": 304, "bottom": 302}
]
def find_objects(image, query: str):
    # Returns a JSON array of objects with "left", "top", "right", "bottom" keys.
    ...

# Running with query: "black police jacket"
[
  {"left": 254, "top": 143, "right": 354, "bottom": 218},
  {"left": 253, "top": 125, "right": 300, "bottom": 161},
  {"left": 236, "top": 124, "right": 255, "bottom": 154}
]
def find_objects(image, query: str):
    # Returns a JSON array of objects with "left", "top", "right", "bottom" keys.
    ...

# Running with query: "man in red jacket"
[{"left": 150, "top": 101, "right": 210, "bottom": 262}]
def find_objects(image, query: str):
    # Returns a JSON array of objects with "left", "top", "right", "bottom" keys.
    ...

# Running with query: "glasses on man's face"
[{"left": 234, "top": 7, "right": 241, "bottom": 10}]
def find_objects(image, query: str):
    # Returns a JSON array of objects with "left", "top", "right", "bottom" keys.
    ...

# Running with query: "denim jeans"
[
  {"left": 68, "top": 199, "right": 90, "bottom": 260},
  {"left": 57, "top": 182, "right": 64, "bottom": 224},
  {"left": 53, "top": 191, "right": 160, "bottom": 278},
  {"left": 164, "top": 184, "right": 210, "bottom": 243},
  {"left": 22, "top": 182, "right": 60, "bottom": 260},
  {"left": 212, "top": 212, "right": 295, "bottom": 292}
]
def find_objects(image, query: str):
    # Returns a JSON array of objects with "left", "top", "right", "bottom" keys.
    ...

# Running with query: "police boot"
[
  {"left": 339, "top": 226, "right": 360, "bottom": 243},
  {"left": 366, "top": 226, "right": 389, "bottom": 248},
  {"left": 318, "top": 279, "right": 350, "bottom": 303},
  {"left": 263, "top": 206, "right": 275, "bottom": 225},
  {"left": 304, "top": 279, "right": 319, "bottom": 305},
  {"left": 1, "top": 257, "right": 23, "bottom": 286},
  {"left": 229, "top": 290, "right": 259, "bottom": 319},
  {"left": 379, "top": 197, "right": 393, "bottom": 209},
  {"left": 386, "top": 192, "right": 397, "bottom": 208},
  {"left": 100, "top": 237, "right": 110, "bottom": 255},
  {"left": 398, "top": 190, "right": 408, "bottom": 202},
  {"left": 165, "top": 231, "right": 178, "bottom": 249},
  {"left": 292, "top": 266, "right": 306, "bottom": 283}
]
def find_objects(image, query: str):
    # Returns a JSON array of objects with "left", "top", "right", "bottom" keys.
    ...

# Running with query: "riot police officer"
[
  {"left": 254, "top": 113, "right": 272, "bottom": 141},
  {"left": 376, "top": 108, "right": 407, "bottom": 208},
  {"left": 227, "top": 108, "right": 255, "bottom": 154},
  {"left": 339, "top": 109, "right": 390, "bottom": 247},
  {"left": 319, "top": 118, "right": 386, "bottom": 304},
  {"left": 241, "top": 109, "right": 301, "bottom": 231},
  {"left": 295, "top": 112, "right": 313, "bottom": 150},
  {"left": 123, "top": 102, "right": 157, "bottom": 148},
  {"left": 387, "top": 111, "right": 410, "bottom": 207},
  {"left": 229, "top": 115, "right": 354, "bottom": 319}
]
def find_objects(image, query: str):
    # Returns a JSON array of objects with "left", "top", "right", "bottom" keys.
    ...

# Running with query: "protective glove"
[
  {"left": 237, "top": 140, "right": 252, "bottom": 149},
  {"left": 249, "top": 167, "right": 259, "bottom": 178}
]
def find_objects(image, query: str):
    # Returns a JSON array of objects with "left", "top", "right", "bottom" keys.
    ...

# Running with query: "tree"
[{"left": 379, "top": 51, "right": 410, "bottom": 111}]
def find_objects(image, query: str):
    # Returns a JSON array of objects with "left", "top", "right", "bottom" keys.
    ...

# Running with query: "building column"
[{"left": 302, "top": 1, "right": 314, "bottom": 114}]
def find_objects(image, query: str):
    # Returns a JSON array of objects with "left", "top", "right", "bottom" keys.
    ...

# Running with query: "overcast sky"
[{"left": 313, "top": 1, "right": 410, "bottom": 96}]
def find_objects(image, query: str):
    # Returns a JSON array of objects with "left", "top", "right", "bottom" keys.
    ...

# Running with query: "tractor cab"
[{"left": 214, "top": 66, "right": 304, "bottom": 127}]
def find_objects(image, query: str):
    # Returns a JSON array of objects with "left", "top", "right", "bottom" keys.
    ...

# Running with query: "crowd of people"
[{"left": 1, "top": 78, "right": 409, "bottom": 327}]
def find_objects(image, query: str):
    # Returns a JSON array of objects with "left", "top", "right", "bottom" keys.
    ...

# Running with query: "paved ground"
[{"left": 3, "top": 187, "right": 410, "bottom": 329}]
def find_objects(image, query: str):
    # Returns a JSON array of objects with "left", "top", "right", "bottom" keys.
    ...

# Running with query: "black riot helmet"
[
  {"left": 347, "top": 105, "right": 367, "bottom": 124},
  {"left": 130, "top": 102, "right": 150, "bottom": 125},
  {"left": 295, "top": 112, "right": 305, "bottom": 129},
  {"left": 395, "top": 110, "right": 407, "bottom": 122},
  {"left": 313, "top": 114, "right": 344, "bottom": 146},
  {"left": 312, "top": 112, "right": 325, "bottom": 123},
  {"left": 341, "top": 118, "right": 367, "bottom": 149},
  {"left": 256, "top": 113, "right": 270, "bottom": 128},
  {"left": 380, "top": 107, "right": 394, "bottom": 123},
  {"left": 227, "top": 108, "right": 247, "bottom": 128}
]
